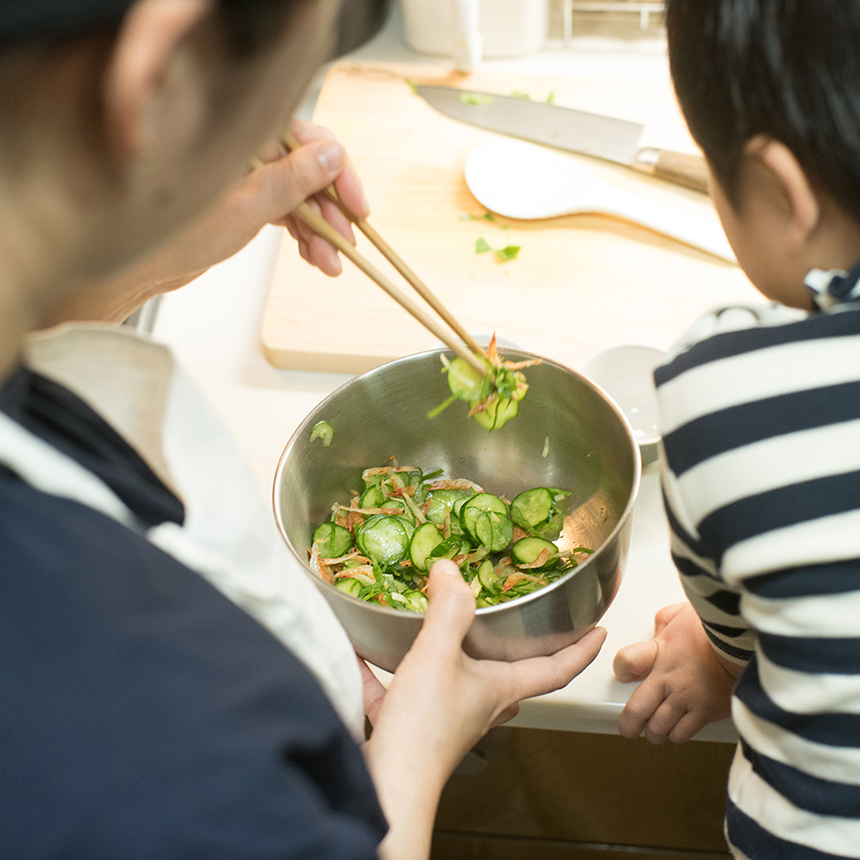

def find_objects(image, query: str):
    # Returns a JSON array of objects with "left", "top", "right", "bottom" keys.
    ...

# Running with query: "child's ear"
[
  {"left": 744, "top": 135, "right": 821, "bottom": 252},
  {"left": 102, "top": 0, "right": 214, "bottom": 159}
]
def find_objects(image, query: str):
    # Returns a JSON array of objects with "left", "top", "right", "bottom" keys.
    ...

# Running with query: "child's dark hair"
[{"left": 665, "top": 0, "right": 860, "bottom": 223}]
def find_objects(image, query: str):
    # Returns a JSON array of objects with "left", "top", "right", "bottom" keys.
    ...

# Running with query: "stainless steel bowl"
[{"left": 273, "top": 348, "right": 640, "bottom": 672}]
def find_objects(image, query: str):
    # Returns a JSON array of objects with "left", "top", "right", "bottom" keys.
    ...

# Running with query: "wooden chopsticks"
[{"left": 258, "top": 133, "right": 487, "bottom": 375}]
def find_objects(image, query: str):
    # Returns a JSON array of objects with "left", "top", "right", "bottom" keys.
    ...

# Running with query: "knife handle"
[{"left": 634, "top": 148, "right": 711, "bottom": 195}]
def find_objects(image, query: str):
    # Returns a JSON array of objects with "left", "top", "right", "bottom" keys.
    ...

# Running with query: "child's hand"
[{"left": 613, "top": 602, "right": 735, "bottom": 743}]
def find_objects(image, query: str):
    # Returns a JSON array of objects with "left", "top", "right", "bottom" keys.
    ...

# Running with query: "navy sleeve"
[{"left": 0, "top": 471, "right": 386, "bottom": 860}]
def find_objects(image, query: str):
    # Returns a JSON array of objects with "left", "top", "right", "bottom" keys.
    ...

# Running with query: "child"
[{"left": 613, "top": 1, "right": 860, "bottom": 857}]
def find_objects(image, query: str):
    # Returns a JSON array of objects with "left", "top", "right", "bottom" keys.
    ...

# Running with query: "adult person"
[{"left": 0, "top": 1, "right": 605, "bottom": 858}]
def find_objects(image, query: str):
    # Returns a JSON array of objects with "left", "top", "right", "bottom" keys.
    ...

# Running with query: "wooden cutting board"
[{"left": 261, "top": 62, "right": 760, "bottom": 374}]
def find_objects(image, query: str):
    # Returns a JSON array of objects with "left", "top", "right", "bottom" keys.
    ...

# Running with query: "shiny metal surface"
[
  {"left": 415, "top": 84, "right": 644, "bottom": 167},
  {"left": 273, "top": 349, "right": 641, "bottom": 672}
]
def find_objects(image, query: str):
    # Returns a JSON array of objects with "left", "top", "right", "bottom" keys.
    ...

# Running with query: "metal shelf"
[{"left": 560, "top": 0, "right": 665, "bottom": 44}]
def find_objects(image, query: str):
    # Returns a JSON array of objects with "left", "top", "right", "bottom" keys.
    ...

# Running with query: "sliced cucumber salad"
[{"left": 308, "top": 462, "right": 591, "bottom": 613}]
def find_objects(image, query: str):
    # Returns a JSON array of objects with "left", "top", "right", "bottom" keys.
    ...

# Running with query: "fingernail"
[
  {"left": 317, "top": 141, "right": 344, "bottom": 173},
  {"left": 357, "top": 187, "right": 371, "bottom": 217},
  {"left": 431, "top": 559, "right": 461, "bottom": 576}
]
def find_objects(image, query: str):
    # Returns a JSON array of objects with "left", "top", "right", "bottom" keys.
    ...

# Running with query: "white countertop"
[{"left": 151, "top": 6, "right": 738, "bottom": 742}]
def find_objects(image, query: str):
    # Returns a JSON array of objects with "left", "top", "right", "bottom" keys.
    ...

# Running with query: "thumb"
[
  {"left": 613, "top": 639, "right": 659, "bottom": 683},
  {"left": 414, "top": 560, "right": 475, "bottom": 657},
  {"left": 251, "top": 138, "right": 347, "bottom": 221}
]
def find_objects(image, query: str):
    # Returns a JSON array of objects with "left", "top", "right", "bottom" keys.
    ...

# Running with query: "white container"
[
  {"left": 400, "top": 0, "right": 549, "bottom": 59},
  {"left": 578, "top": 344, "right": 667, "bottom": 465}
]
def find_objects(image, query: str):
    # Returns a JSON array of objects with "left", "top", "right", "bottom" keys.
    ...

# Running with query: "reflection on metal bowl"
[{"left": 273, "top": 348, "right": 641, "bottom": 672}]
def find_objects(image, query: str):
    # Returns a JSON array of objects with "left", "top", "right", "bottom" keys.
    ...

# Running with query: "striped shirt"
[{"left": 655, "top": 300, "right": 860, "bottom": 859}]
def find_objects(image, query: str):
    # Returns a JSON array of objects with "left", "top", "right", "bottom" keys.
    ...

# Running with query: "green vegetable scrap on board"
[
  {"left": 459, "top": 91, "right": 495, "bottom": 106},
  {"left": 309, "top": 460, "right": 591, "bottom": 613},
  {"left": 460, "top": 211, "right": 497, "bottom": 223},
  {"left": 475, "top": 237, "right": 520, "bottom": 262}
]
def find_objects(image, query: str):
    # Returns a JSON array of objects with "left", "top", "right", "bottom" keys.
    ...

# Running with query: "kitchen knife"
[{"left": 415, "top": 84, "right": 710, "bottom": 195}]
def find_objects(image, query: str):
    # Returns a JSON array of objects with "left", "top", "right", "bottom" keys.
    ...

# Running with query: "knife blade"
[{"left": 414, "top": 84, "right": 710, "bottom": 195}]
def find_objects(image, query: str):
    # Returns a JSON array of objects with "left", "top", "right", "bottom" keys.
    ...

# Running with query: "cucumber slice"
[
  {"left": 409, "top": 521, "right": 444, "bottom": 572},
  {"left": 471, "top": 509, "right": 494, "bottom": 548},
  {"left": 490, "top": 513, "right": 514, "bottom": 552},
  {"left": 312, "top": 522, "right": 353, "bottom": 558},
  {"left": 460, "top": 494, "right": 510, "bottom": 549},
  {"left": 535, "top": 509, "right": 563, "bottom": 540},
  {"left": 359, "top": 483, "right": 384, "bottom": 509},
  {"left": 446, "top": 356, "right": 488, "bottom": 402},
  {"left": 510, "top": 488, "right": 566, "bottom": 539},
  {"left": 476, "top": 558, "right": 500, "bottom": 590},
  {"left": 461, "top": 493, "right": 508, "bottom": 518},
  {"left": 428, "top": 535, "right": 465, "bottom": 564},
  {"left": 510, "top": 488, "right": 554, "bottom": 530},
  {"left": 334, "top": 577, "right": 363, "bottom": 598},
  {"left": 425, "top": 489, "right": 472, "bottom": 524},
  {"left": 309, "top": 420, "right": 334, "bottom": 447},
  {"left": 471, "top": 396, "right": 519, "bottom": 431},
  {"left": 355, "top": 515, "right": 410, "bottom": 567},
  {"left": 403, "top": 590, "right": 429, "bottom": 613},
  {"left": 462, "top": 506, "right": 513, "bottom": 552},
  {"left": 511, "top": 537, "right": 558, "bottom": 570},
  {"left": 381, "top": 496, "right": 416, "bottom": 526}
]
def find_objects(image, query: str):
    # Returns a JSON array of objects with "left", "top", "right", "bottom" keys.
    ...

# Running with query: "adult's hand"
[
  {"left": 45, "top": 120, "right": 369, "bottom": 325},
  {"left": 363, "top": 559, "right": 605, "bottom": 860}
]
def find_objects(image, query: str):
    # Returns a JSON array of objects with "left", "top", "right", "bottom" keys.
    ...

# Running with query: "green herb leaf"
[
  {"left": 460, "top": 211, "right": 496, "bottom": 222},
  {"left": 545, "top": 90, "right": 556, "bottom": 104},
  {"left": 510, "top": 91, "right": 531, "bottom": 99},
  {"left": 474, "top": 238, "right": 520, "bottom": 262},
  {"left": 459, "top": 91, "right": 494, "bottom": 106},
  {"left": 309, "top": 420, "right": 334, "bottom": 447},
  {"left": 405, "top": 77, "right": 418, "bottom": 94},
  {"left": 494, "top": 245, "right": 521, "bottom": 262}
]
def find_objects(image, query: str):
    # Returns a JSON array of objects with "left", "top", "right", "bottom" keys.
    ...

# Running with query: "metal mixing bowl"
[{"left": 273, "top": 348, "right": 640, "bottom": 672}]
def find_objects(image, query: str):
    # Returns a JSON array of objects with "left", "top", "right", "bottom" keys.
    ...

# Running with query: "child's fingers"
[
  {"left": 617, "top": 674, "right": 664, "bottom": 738},
  {"left": 642, "top": 698, "right": 688, "bottom": 745},
  {"left": 653, "top": 602, "right": 688, "bottom": 635},
  {"left": 613, "top": 639, "right": 658, "bottom": 682},
  {"left": 667, "top": 710, "right": 708, "bottom": 744}
]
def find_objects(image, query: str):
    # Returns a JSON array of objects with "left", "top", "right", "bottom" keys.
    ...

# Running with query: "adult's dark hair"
[
  {"left": 665, "top": 0, "right": 860, "bottom": 223},
  {"left": 0, "top": 0, "right": 301, "bottom": 58}
]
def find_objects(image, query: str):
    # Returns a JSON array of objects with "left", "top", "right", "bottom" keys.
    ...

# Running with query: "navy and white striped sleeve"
[
  {"left": 655, "top": 304, "right": 860, "bottom": 858},
  {"left": 661, "top": 466, "right": 756, "bottom": 666}
]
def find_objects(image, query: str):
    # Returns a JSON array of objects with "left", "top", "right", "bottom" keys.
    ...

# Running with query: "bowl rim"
[{"left": 272, "top": 347, "right": 642, "bottom": 618}]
